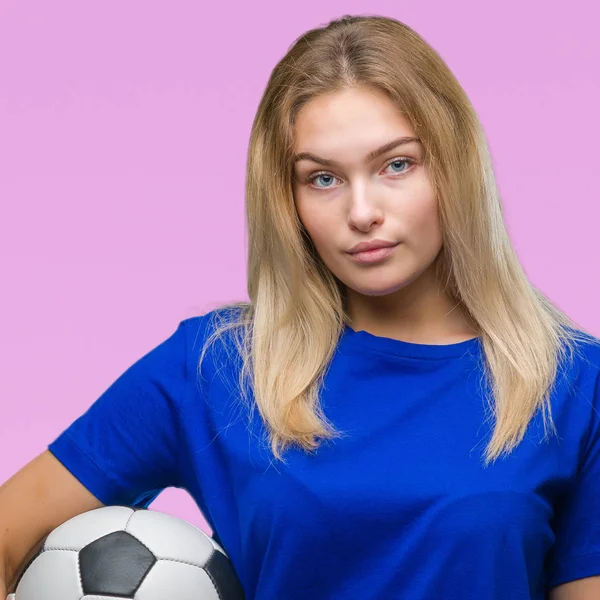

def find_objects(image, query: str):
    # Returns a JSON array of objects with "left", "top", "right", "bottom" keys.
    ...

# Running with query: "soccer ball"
[{"left": 7, "top": 505, "right": 245, "bottom": 600}]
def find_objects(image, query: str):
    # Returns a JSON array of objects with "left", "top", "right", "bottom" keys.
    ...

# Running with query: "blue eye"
[
  {"left": 309, "top": 173, "right": 338, "bottom": 189},
  {"left": 386, "top": 159, "right": 412, "bottom": 174},
  {"left": 306, "top": 157, "right": 415, "bottom": 191}
]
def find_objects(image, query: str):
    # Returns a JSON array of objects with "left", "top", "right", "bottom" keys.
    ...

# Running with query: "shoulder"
[
  {"left": 551, "top": 330, "right": 600, "bottom": 448},
  {"left": 180, "top": 305, "right": 249, "bottom": 348},
  {"left": 562, "top": 330, "right": 600, "bottom": 390},
  {"left": 178, "top": 305, "right": 250, "bottom": 377}
]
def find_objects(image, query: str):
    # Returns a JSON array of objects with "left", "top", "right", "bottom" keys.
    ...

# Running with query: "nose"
[{"left": 347, "top": 184, "right": 384, "bottom": 231}]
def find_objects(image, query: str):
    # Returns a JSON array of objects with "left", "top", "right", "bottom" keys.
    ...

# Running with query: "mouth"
[
  {"left": 347, "top": 239, "right": 399, "bottom": 254},
  {"left": 346, "top": 243, "right": 399, "bottom": 264}
]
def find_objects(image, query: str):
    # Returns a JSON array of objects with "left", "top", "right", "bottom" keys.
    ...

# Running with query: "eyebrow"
[{"left": 292, "top": 136, "right": 422, "bottom": 168}]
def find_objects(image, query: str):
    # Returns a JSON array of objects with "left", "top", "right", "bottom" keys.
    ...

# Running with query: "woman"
[{"left": 1, "top": 14, "right": 599, "bottom": 600}]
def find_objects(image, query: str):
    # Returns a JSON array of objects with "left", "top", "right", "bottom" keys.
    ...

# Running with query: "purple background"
[{"left": 1, "top": 1, "right": 599, "bottom": 534}]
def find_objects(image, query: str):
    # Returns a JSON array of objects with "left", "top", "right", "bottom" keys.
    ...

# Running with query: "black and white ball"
[{"left": 8, "top": 505, "right": 244, "bottom": 600}]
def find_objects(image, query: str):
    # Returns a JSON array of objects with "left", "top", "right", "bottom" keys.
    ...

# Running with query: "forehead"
[{"left": 293, "top": 87, "right": 416, "bottom": 153}]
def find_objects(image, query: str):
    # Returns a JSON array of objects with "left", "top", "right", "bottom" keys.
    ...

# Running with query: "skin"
[
  {"left": 0, "top": 87, "right": 594, "bottom": 600},
  {"left": 291, "top": 85, "right": 478, "bottom": 345},
  {"left": 291, "top": 85, "right": 600, "bottom": 598}
]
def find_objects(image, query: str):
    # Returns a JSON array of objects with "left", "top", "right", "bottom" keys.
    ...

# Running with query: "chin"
[
  {"left": 342, "top": 277, "right": 413, "bottom": 297},
  {"left": 339, "top": 262, "right": 428, "bottom": 297},
  {"left": 355, "top": 286, "right": 408, "bottom": 297}
]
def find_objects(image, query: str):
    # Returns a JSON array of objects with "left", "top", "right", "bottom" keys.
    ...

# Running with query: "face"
[{"left": 292, "top": 86, "right": 444, "bottom": 318}]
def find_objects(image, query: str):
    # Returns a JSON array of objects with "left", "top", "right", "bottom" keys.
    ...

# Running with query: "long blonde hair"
[{"left": 197, "top": 14, "right": 592, "bottom": 465}]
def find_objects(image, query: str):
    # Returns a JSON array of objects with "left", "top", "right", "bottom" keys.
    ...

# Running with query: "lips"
[
  {"left": 347, "top": 240, "right": 398, "bottom": 254},
  {"left": 347, "top": 243, "right": 398, "bottom": 264}
]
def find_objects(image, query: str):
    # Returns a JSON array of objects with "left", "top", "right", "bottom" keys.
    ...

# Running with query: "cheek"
[
  {"left": 403, "top": 186, "right": 441, "bottom": 239},
  {"left": 295, "top": 199, "right": 335, "bottom": 250},
  {"left": 301, "top": 216, "right": 335, "bottom": 252}
]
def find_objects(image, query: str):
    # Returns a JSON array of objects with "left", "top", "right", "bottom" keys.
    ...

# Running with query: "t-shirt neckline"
[{"left": 341, "top": 324, "right": 483, "bottom": 360}]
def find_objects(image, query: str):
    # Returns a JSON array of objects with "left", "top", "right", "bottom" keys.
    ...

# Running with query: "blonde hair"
[{"left": 197, "top": 14, "right": 593, "bottom": 465}]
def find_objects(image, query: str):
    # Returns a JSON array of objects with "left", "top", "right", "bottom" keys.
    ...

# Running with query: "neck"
[{"left": 343, "top": 269, "right": 479, "bottom": 345}]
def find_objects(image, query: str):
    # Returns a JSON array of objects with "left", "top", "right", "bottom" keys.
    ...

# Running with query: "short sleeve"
[
  {"left": 47, "top": 319, "right": 191, "bottom": 508},
  {"left": 547, "top": 367, "right": 600, "bottom": 588}
]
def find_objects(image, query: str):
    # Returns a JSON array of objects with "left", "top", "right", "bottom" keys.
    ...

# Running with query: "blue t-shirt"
[{"left": 47, "top": 310, "right": 600, "bottom": 599}]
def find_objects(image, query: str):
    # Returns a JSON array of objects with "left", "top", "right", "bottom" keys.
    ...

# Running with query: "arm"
[
  {"left": 2, "top": 318, "right": 194, "bottom": 596},
  {"left": 1, "top": 560, "right": 6, "bottom": 599},
  {"left": 549, "top": 576, "right": 600, "bottom": 599},
  {"left": 0, "top": 450, "right": 103, "bottom": 594}
]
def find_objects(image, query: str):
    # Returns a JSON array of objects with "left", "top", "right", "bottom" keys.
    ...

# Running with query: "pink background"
[{"left": 1, "top": 1, "right": 599, "bottom": 535}]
